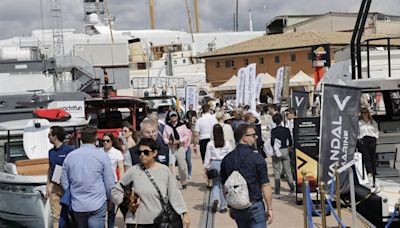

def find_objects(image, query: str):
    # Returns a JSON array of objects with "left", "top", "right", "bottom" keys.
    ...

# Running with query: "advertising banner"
[
  {"left": 273, "top": 66, "right": 284, "bottom": 104},
  {"left": 294, "top": 117, "right": 320, "bottom": 193},
  {"left": 312, "top": 44, "right": 331, "bottom": 67},
  {"left": 246, "top": 63, "right": 257, "bottom": 110},
  {"left": 291, "top": 91, "right": 309, "bottom": 117},
  {"left": 236, "top": 67, "right": 247, "bottom": 107},
  {"left": 318, "top": 84, "right": 361, "bottom": 192},
  {"left": 185, "top": 85, "right": 199, "bottom": 112},
  {"left": 255, "top": 73, "right": 263, "bottom": 103}
]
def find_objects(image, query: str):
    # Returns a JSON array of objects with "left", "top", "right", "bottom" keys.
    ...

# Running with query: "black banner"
[
  {"left": 319, "top": 84, "right": 361, "bottom": 192},
  {"left": 291, "top": 91, "right": 309, "bottom": 117},
  {"left": 312, "top": 44, "right": 330, "bottom": 67},
  {"left": 294, "top": 117, "right": 320, "bottom": 193}
]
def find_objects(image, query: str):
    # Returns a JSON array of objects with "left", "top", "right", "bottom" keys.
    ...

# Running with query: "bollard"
[
  {"left": 334, "top": 164, "right": 342, "bottom": 227},
  {"left": 319, "top": 182, "right": 327, "bottom": 228},
  {"left": 302, "top": 170, "right": 308, "bottom": 228}
]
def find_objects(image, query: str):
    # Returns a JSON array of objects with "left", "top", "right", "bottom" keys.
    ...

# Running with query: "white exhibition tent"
[
  {"left": 289, "top": 70, "right": 314, "bottom": 87},
  {"left": 257, "top": 73, "right": 276, "bottom": 88},
  {"left": 211, "top": 75, "right": 237, "bottom": 91}
]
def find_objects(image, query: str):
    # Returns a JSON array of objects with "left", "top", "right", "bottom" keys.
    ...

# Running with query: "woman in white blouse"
[
  {"left": 358, "top": 107, "right": 379, "bottom": 178},
  {"left": 204, "top": 124, "right": 233, "bottom": 213}
]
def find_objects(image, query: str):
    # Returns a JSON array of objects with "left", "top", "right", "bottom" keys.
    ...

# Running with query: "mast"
[
  {"left": 235, "top": 0, "right": 239, "bottom": 32},
  {"left": 184, "top": 0, "right": 196, "bottom": 55},
  {"left": 249, "top": 9, "right": 253, "bottom": 32},
  {"left": 149, "top": 0, "right": 155, "bottom": 29},
  {"left": 104, "top": 0, "right": 114, "bottom": 43},
  {"left": 194, "top": 0, "right": 200, "bottom": 33}
]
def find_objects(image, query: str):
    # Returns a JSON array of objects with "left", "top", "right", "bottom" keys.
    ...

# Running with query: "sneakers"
[
  {"left": 219, "top": 208, "right": 228, "bottom": 213},
  {"left": 272, "top": 193, "right": 282, "bottom": 199},
  {"left": 211, "top": 200, "right": 218, "bottom": 213},
  {"left": 288, "top": 192, "right": 296, "bottom": 197}
]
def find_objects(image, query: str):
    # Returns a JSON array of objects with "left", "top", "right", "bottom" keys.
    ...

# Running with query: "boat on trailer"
[{"left": 0, "top": 117, "right": 89, "bottom": 228}]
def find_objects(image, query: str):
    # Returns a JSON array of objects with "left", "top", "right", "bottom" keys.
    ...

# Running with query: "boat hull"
[{"left": 0, "top": 173, "right": 51, "bottom": 228}]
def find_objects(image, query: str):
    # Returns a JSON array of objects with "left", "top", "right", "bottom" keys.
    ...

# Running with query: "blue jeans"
[
  {"left": 210, "top": 160, "right": 226, "bottom": 210},
  {"left": 231, "top": 201, "right": 267, "bottom": 228},
  {"left": 73, "top": 202, "right": 106, "bottom": 228},
  {"left": 186, "top": 147, "right": 192, "bottom": 176}
]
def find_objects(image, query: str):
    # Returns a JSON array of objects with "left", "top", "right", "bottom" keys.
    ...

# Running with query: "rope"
[
  {"left": 384, "top": 206, "right": 399, "bottom": 228},
  {"left": 326, "top": 177, "right": 346, "bottom": 228},
  {"left": 305, "top": 183, "right": 314, "bottom": 228}
]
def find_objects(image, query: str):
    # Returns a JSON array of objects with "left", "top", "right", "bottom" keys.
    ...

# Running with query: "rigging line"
[{"left": 39, "top": 0, "right": 45, "bottom": 44}]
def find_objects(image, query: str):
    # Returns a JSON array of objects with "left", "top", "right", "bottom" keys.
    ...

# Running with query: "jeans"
[
  {"left": 210, "top": 160, "right": 226, "bottom": 210},
  {"left": 231, "top": 201, "right": 267, "bottom": 228},
  {"left": 173, "top": 147, "right": 188, "bottom": 184},
  {"left": 186, "top": 147, "right": 192, "bottom": 176},
  {"left": 73, "top": 201, "right": 106, "bottom": 228},
  {"left": 107, "top": 201, "right": 115, "bottom": 228},
  {"left": 358, "top": 136, "right": 377, "bottom": 175}
]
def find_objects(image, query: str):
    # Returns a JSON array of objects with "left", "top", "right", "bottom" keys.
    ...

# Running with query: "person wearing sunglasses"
[
  {"left": 99, "top": 132, "right": 124, "bottom": 228},
  {"left": 112, "top": 138, "right": 190, "bottom": 228},
  {"left": 121, "top": 123, "right": 137, "bottom": 153}
]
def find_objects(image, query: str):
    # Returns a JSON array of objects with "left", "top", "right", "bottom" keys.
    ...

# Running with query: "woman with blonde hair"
[{"left": 358, "top": 107, "right": 379, "bottom": 180}]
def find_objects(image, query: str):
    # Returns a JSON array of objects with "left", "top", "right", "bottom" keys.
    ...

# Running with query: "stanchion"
[
  {"left": 302, "top": 171, "right": 308, "bottom": 228},
  {"left": 319, "top": 182, "right": 327, "bottom": 228},
  {"left": 334, "top": 164, "right": 342, "bottom": 227}
]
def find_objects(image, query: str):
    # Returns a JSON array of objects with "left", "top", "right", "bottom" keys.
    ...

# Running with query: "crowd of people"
[{"left": 45, "top": 96, "right": 378, "bottom": 228}]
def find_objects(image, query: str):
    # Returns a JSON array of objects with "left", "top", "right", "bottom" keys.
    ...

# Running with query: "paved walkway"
[{"left": 115, "top": 152, "right": 368, "bottom": 228}]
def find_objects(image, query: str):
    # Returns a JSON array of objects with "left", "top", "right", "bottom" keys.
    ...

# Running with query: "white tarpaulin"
[
  {"left": 211, "top": 75, "right": 237, "bottom": 91},
  {"left": 273, "top": 67, "right": 284, "bottom": 104},
  {"left": 258, "top": 73, "right": 276, "bottom": 88},
  {"left": 290, "top": 71, "right": 314, "bottom": 87}
]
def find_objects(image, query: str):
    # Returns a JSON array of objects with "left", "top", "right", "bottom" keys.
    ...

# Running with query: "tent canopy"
[
  {"left": 258, "top": 73, "right": 276, "bottom": 88},
  {"left": 211, "top": 75, "right": 237, "bottom": 91},
  {"left": 289, "top": 71, "right": 314, "bottom": 87}
]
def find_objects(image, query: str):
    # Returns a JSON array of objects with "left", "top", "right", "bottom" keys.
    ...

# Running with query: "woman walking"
[
  {"left": 100, "top": 132, "right": 124, "bottom": 228},
  {"left": 204, "top": 124, "right": 233, "bottom": 213},
  {"left": 121, "top": 123, "right": 137, "bottom": 153},
  {"left": 111, "top": 138, "right": 190, "bottom": 228},
  {"left": 358, "top": 107, "right": 379, "bottom": 180}
]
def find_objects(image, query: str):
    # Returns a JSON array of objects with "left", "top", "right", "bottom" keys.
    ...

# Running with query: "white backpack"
[{"left": 224, "top": 170, "right": 251, "bottom": 209}]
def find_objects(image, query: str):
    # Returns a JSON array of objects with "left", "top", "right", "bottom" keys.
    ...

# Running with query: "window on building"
[
  {"left": 244, "top": 59, "right": 249, "bottom": 66},
  {"left": 137, "top": 62, "right": 146, "bottom": 70},
  {"left": 216, "top": 61, "right": 220, "bottom": 68},
  {"left": 225, "top": 60, "right": 235, "bottom": 68},
  {"left": 183, "top": 59, "right": 186, "bottom": 64},
  {"left": 259, "top": 57, "right": 264, "bottom": 64},
  {"left": 274, "top": 56, "right": 280, "bottom": 63},
  {"left": 173, "top": 60, "right": 177, "bottom": 65},
  {"left": 290, "top": 54, "right": 296, "bottom": 62}
]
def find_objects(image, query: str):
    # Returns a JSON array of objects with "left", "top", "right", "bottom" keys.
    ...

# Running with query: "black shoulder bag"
[{"left": 141, "top": 164, "right": 183, "bottom": 228}]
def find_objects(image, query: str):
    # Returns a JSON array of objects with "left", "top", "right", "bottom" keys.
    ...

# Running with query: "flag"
[
  {"left": 273, "top": 66, "right": 284, "bottom": 104},
  {"left": 236, "top": 67, "right": 247, "bottom": 107},
  {"left": 185, "top": 85, "right": 198, "bottom": 112},
  {"left": 246, "top": 63, "right": 257, "bottom": 110},
  {"left": 291, "top": 91, "right": 309, "bottom": 117},
  {"left": 318, "top": 84, "right": 361, "bottom": 192}
]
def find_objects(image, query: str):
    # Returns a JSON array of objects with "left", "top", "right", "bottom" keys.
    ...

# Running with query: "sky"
[{"left": 0, "top": 0, "right": 399, "bottom": 39}]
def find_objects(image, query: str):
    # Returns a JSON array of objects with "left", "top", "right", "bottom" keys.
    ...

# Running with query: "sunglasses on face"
[
  {"left": 245, "top": 133, "right": 257, "bottom": 137},
  {"left": 102, "top": 139, "right": 111, "bottom": 143},
  {"left": 136, "top": 149, "right": 152, "bottom": 156}
]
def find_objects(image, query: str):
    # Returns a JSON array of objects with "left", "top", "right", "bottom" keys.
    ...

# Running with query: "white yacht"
[{"left": 0, "top": 117, "right": 89, "bottom": 228}]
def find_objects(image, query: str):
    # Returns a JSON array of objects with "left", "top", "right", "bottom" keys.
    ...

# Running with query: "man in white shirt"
[{"left": 194, "top": 104, "right": 217, "bottom": 162}]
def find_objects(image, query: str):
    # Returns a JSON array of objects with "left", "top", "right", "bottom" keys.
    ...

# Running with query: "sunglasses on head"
[
  {"left": 102, "top": 139, "right": 111, "bottom": 143},
  {"left": 136, "top": 149, "right": 152, "bottom": 156}
]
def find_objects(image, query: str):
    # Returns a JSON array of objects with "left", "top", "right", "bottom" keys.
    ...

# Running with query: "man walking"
[
  {"left": 194, "top": 104, "right": 217, "bottom": 162},
  {"left": 61, "top": 126, "right": 114, "bottom": 228},
  {"left": 220, "top": 124, "right": 273, "bottom": 228},
  {"left": 47, "top": 126, "right": 74, "bottom": 228}
]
